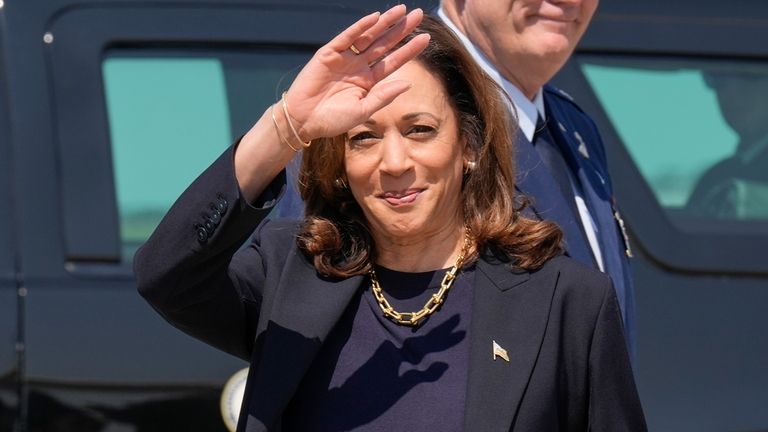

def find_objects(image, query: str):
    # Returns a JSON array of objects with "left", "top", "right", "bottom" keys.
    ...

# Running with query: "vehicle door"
[{"left": 555, "top": 1, "right": 768, "bottom": 430}]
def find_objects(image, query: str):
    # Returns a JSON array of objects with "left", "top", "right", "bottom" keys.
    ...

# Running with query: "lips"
[
  {"left": 536, "top": 15, "right": 573, "bottom": 25},
  {"left": 379, "top": 189, "right": 423, "bottom": 206}
]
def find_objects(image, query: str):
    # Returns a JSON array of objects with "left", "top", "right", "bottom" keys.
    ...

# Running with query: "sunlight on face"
[
  {"left": 344, "top": 61, "right": 466, "bottom": 244},
  {"left": 458, "top": 0, "right": 599, "bottom": 93}
]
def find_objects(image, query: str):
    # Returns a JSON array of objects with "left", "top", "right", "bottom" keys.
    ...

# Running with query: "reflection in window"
[
  {"left": 103, "top": 49, "right": 308, "bottom": 259},
  {"left": 687, "top": 67, "right": 768, "bottom": 220},
  {"left": 581, "top": 57, "right": 768, "bottom": 225}
]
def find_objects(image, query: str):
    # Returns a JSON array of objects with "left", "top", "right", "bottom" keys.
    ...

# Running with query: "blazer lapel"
[
  {"left": 463, "top": 257, "right": 558, "bottom": 431},
  {"left": 514, "top": 131, "right": 595, "bottom": 268},
  {"left": 242, "top": 248, "right": 363, "bottom": 431}
]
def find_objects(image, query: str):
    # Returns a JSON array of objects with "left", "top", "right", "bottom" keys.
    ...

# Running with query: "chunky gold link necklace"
[{"left": 370, "top": 229, "right": 473, "bottom": 326}]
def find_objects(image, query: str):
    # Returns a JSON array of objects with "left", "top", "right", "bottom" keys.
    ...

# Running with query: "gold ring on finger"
[{"left": 349, "top": 44, "right": 361, "bottom": 55}]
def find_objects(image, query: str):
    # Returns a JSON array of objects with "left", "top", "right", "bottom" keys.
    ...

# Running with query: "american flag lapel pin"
[{"left": 492, "top": 340, "right": 509, "bottom": 362}]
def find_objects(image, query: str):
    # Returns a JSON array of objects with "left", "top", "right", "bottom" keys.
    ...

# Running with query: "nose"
[{"left": 378, "top": 132, "right": 412, "bottom": 177}]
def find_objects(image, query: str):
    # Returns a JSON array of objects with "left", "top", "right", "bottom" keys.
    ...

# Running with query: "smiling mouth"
[
  {"left": 537, "top": 16, "right": 570, "bottom": 24},
  {"left": 537, "top": 14, "right": 577, "bottom": 25},
  {"left": 379, "top": 189, "right": 422, "bottom": 206}
]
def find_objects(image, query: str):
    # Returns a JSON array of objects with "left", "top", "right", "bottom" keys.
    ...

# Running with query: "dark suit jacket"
[
  {"left": 515, "top": 86, "right": 636, "bottom": 356},
  {"left": 135, "top": 147, "right": 646, "bottom": 431}
]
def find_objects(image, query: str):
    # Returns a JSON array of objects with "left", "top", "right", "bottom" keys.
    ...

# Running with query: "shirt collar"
[{"left": 437, "top": 6, "right": 545, "bottom": 142}]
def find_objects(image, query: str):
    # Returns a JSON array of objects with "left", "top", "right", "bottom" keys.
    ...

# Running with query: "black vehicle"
[{"left": 1, "top": 0, "right": 766, "bottom": 431}]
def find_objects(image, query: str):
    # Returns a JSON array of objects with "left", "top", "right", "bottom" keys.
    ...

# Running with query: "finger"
[
  {"left": 348, "top": 4, "right": 407, "bottom": 53},
  {"left": 326, "top": 10, "right": 382, "bottom": 52},
  {"left": 370, "top": 33, "right": 430, "bottom": 82},
  {"left": 361, "top": 8, "right": 424, "bottom": 63},
  {"left": 358, "top": 79, "right": 412, "bottom": 117}
]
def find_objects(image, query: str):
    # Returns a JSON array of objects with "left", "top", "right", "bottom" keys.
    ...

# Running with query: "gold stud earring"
[
  {"left": 464, "top": 160, "right": 477, "bottom": 174},
  {"left": 334, "top": 178, "right": 348, "bottom": 189}
]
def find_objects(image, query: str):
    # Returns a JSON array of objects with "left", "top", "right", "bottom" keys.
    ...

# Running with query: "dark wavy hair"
[{"left": 296, "top": 15, "right": 562, "bottom": 277}]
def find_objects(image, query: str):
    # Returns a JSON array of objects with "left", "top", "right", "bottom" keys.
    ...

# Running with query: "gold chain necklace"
[{"left": 370, "top": 229, "right": 473, "bottom": 326}]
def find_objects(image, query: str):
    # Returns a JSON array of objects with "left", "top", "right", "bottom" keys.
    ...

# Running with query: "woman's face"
[{"left": 344, "top": 61, "right": 467, "bottom": 244}]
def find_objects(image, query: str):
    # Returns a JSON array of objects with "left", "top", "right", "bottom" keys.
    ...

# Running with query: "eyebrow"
[{"left": 362, "top": 112, "right": 441, "bottom": 126}]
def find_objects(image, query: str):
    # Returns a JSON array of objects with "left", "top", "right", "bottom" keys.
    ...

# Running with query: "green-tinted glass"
[
  {"left": 103, "top": 50, "right": 308, "bottom": 260},
  {"left": 581, "top": 57, "right": 768, "bottom": 225},
  {"left": 104, "top": 57, "right": 231, "bottom": 247}
]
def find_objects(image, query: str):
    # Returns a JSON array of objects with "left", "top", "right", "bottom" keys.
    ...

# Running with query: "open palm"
[{"left": 283, "top": 5, "right": 430, "bottom": 141}]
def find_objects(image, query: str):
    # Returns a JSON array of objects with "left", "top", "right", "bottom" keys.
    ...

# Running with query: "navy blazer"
[
  {"left": 515, "top": 86, "right": 635, "bottom": 355},
  {"left": 135, "top": 147, "right": 645, "bottom": 431}
]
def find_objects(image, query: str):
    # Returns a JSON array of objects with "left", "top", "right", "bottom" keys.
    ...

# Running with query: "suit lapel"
[
  {"left": 514, "top": 131, "right": 595, "bottom": 268},
  {"left": 544, "top": 95, "right": 624, "bottom": 270},
  {"left": 243, "top": 248, "right": 363, "bottom": 431},
  {"left": 463, "top": 257, "right": 558, "bottom": 431},
  {"left": 543, "top": 92, "right": 612, "bottom": 201}
]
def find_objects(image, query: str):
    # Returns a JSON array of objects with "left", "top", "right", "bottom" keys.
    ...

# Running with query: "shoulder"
[
  {"left": 249, "top": 218, "right": 303, "bottom": 257},
  {"left": 482, "top": 253, "right": 612, "bottom": 304},
  {"left": 545, "top": 254, "right": 610, "bottom": 280},
  {"left": 256, "top": 218, "right": 301, "bottom": 240},
  {"left": 543, "top": 84, "right": 609, "bottom": 166},
  {"left": 543, "top": 84, "right": 588, "bottom": 115},
  {"left": 230, "top": 218, "right": 308, "bottom": 286},
  {"left": 543, "top": 84, "right": 600, "bottom": 134},
  {"left": 539, "top": 255, "right": 614, "bottom": 311},
  {"left": 235, "top": 218, "right": 302, "bottom": 262}
]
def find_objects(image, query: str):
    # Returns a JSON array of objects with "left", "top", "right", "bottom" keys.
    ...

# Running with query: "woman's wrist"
[
  {"left": 234, "top": 106, "right": 297, "bottom": 202},
  {"left": 280, "top": 92, "right": 313, "bottom": 149}
]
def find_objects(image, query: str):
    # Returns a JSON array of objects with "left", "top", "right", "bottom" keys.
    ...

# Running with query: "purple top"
[{"left": 283, "top": 265, "right": 475, "bottom": 431}]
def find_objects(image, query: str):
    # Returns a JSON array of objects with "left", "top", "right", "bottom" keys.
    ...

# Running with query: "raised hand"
[
  {"left": 282, "top": 5, "right": 431, "bottom": 141},
  {"left": 235, "top": 5, "right": 429, "bottom": 201}
]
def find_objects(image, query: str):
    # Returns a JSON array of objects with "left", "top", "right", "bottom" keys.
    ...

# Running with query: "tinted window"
[
  {"left": 102, "top": 49, "right": 309, "bottom": 258},
  {"left": 581, "top": 57, "right": 768, "bottom": 229}
]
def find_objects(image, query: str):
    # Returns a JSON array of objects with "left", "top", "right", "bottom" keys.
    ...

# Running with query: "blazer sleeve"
[
  {"left": 588, "top": 283, "right": 648, "bottom": 431},
  {"left": 134, "top": 144, "right": 286, "bottom": 361}
]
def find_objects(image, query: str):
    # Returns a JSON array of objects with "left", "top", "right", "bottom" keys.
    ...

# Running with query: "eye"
[
  {"left": 348, "top": 131, "right": 378, "bottom": 143},
  {"left": 407, "top": 124, "right": 436, "bottom": 136}
]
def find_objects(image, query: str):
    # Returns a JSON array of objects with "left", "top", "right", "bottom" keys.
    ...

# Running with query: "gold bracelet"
[
  {"left": 271, "top": 104, "right": 300, "bottom": 152},
  {"left": 281, "top": 92, "right": 312, "bottom": 148}
]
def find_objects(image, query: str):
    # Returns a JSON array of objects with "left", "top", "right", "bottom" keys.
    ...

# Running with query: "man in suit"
[{"left": 438, "top": 0, "right": 636, "bottom": 353}]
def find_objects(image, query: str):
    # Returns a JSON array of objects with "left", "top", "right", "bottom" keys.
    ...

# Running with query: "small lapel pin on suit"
[
  {"left": 492, "top": 340, "right": 509, "bottom": 362},
  {"left": 573, "top": 131, "right": 590, "bottom": 159}
]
